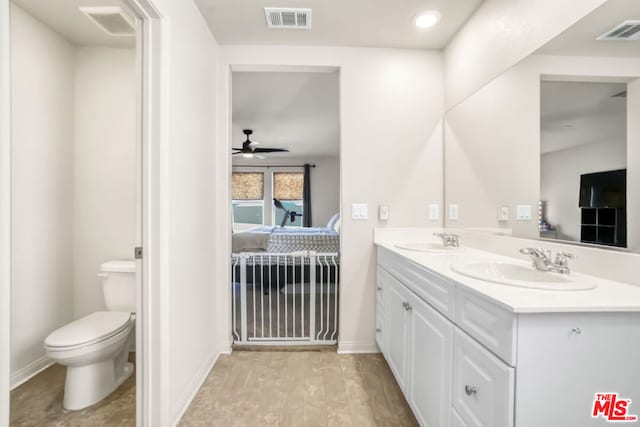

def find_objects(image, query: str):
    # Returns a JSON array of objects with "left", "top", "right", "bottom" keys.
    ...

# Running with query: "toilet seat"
[{"left": 45, "top": 311, "right": 132, "bottom": 350}]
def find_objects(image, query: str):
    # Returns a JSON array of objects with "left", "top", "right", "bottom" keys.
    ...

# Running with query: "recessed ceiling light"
[{"left": 415, "top": 11, "right": 441, "bottom": 29}]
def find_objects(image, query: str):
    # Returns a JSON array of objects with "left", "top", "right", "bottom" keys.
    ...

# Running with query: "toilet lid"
[{"left": 45, "top": 311, "right": 131, "bottom": 348}]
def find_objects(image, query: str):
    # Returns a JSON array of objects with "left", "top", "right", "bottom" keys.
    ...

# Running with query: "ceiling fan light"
[{"left": 243, "top": 153, "right": 254, "bottom": 158}]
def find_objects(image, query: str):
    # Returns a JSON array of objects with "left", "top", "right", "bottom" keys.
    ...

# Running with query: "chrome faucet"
[
  {"left": 519, "top": 248, "right": 574, "bottom": 274},
  {"left": 434, "top": 232, "right": 460, "bottom": 248}
]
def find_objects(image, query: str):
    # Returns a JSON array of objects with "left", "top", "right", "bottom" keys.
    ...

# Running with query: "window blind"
[
  {"left": 232, "top": 172, "right": 264, "bottom": 200},
  {"left": 273, "top": 172, "right": 304, "bottom": 200}
]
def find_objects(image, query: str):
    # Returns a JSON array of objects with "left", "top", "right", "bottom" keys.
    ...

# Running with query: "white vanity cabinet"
[
  {"left": 376, "top": 246, "right": 640, "bottom": 427},
  {"left": 378, "top": 263, "right": 454, "bottom": 427}
]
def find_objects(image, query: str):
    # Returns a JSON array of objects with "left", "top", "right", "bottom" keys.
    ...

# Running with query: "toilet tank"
[{"left": 100, "top": 260, "right": 136, "bottom": 313}]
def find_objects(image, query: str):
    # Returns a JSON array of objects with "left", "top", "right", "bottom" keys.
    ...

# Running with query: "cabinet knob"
[
  {"left": 465, "top": 385, "right": 478, "bottom": 396},
  {"left": 376, "top": 328, "right": 382, "bottom": 333},
  {"left": 571, "top": 328, "right": 581, "bottom": 335},
  {"left": 402, "top": 302, "right": 412, "bottom": 311},
  {"left": 377, "top": 287, "right": 383, "bottom": 291}
]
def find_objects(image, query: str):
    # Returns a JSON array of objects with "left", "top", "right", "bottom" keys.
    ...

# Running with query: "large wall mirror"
[{"left": 444, "top": 0, "right": 640, "bottom": 252}]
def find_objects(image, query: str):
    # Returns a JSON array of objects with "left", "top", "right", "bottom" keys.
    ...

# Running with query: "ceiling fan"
[{"left": 232, "top": 129, "right": 289, "bottom": 159}]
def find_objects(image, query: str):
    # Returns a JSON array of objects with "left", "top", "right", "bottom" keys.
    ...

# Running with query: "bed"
[{"left": 232, "top": 213, "right": 340, "bottom": 254}]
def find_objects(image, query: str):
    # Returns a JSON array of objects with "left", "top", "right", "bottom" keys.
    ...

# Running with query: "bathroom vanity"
[{"left": 375, "top": 240, "right": 640, "bottom": 427}]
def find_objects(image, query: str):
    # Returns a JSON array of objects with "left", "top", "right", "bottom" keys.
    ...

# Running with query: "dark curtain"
[{"left": 303, "top": 163, "right": 312, "bottom": 227}]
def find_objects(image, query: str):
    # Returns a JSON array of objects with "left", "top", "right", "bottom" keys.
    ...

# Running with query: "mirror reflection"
[
  {"left": 540, "top": 81, "right": 628, "bottom": 248},
  {"left": 444, "top": 0, "right": 640, "bottom": 252}
]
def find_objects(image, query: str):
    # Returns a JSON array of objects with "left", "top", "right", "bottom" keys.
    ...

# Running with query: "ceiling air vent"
[
  {"left": 597, "top": 20, "right": 640, "bottom": 41},
  {"left": 264, "top": 8, "right": 312, "bottom": 30},
  {"left": 79, "top": 7, "right": 135, "bottom": 37}
]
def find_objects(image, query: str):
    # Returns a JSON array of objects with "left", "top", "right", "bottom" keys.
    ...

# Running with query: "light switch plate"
[
  {"left": 352, "top": 203, "right": 368, "bottom": 220},
  {"left": 429, "top": 203, "right": 440, "bottom": 221},
  {"left": 448, "top": 204, "right": 459, "bottom": 221},
  {"left": 378, "top": 205, "right": 390, "bottom": 221},
  {"left": 516, "top": 205, "right": 532, "bottom": 221},
  {"left": 498, "top": 206, "right": 509, "bottom": 221}
]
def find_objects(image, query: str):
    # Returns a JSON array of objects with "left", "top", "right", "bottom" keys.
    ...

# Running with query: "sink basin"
[
  {"left": 394, "top": 242, "right": 457, "bottom": 253},
  {"left": 451, "top": 261, "right": 597, "bottom": 291}
]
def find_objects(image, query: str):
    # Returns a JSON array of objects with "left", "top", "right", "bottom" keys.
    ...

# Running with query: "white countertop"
[{"left": 375, "top": 238, "right": 640, "bottom": 314}]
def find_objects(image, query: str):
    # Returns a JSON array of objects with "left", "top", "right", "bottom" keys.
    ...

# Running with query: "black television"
[{"left": 579, "top": 169, "right": 626, "bottom": 208}]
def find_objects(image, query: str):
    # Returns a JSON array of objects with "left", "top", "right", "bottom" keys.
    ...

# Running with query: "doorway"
[
  {"left": 1, "top": 0, "right": 166, "bottom": 425},
  {"left": 229, "top": 68, "right": 341, "bottom": 347}
]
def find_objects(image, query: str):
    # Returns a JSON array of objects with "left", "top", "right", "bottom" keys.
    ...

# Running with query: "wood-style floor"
[
  {"left": 10, "top": 350, "right": 416, "bottom": 426},
  {"left": 179, "top": 350, "right": 418, "bottom": 427},
  {"left": 10, "top": 354, "right": 136, "bottom": 427}
]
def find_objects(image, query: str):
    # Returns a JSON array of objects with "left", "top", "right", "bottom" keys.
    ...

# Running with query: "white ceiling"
[
  {"left": 232, "top": 71, "right": 339, "bottom": 159},
  {"left": 11, "top": 0, "right": 135, "bottom": 47},
  {"left": 537, "top": 0, "right": 640, "bottom": 58},
  {"left": 541, "top": 81, "right": 627, "bottom": 155},
  {"left": 195, "top": 0, "right": 483, "bottom": 49}
]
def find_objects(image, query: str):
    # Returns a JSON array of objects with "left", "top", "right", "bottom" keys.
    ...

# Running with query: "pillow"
[
  {"left": 327, "top": 213, "right": 340, "bottom": 232},
  {"left": 333, "top": 217, "right": 341, "bottom": 234}
]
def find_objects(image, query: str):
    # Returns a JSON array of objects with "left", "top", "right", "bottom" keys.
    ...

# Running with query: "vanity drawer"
[
  {"left": 453, "top": 328, "right": 515, "bottom": 427},
  {"left": 452, "top": 408, "right": 468, "bottom": 427},
  {"left": 378, "top": 247, "right": 455, "bottom": 320},
  {"left": 455, "top": 287, "right": 517, "bottom": 365}
]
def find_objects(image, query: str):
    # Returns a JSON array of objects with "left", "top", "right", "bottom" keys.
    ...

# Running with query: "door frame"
[
  {"left": 127, "top": 0, "right": 170, "bottom": 425},
  {"left": 0, "top": 0, "right": 170, "bottom": 425},
  {"left": 0, "top": 0, "right": 11, "bottom": 424},
  {"left": 220, "top": 64, "right": 341, "bottom": 350}
]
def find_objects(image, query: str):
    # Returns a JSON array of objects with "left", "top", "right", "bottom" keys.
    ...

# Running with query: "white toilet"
[{"left": 44, "top": 260, "right": 136, "bottom": 411}]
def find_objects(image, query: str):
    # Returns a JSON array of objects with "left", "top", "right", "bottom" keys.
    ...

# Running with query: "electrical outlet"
[
  {"left": 448, "top": 204, "right": 459, "bottom": 221},
  {"left": 379, "top": 205, "right": 390, "bottom": 221},
  {"left": 516, "top": 205, "right": 532, "bottom": 220},
  {"left": 429, "top": 204, "right": 440, "bottom": 221},
  {"left": 352, "top": 203, "right": 368, "bottom": 220}
]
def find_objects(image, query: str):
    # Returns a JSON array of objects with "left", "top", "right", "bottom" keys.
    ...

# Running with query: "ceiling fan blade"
[
  {"left": 232, "top": 147, "right": 244, "bottom": 150},
  {"left": 253, "top": 148, "right": 289, "bottom": 153}
]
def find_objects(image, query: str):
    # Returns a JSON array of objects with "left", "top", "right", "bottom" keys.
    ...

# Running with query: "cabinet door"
[
  {"left": 385, "top": 274, "right": 410, "bottom": 392},
  {"left": 407, "top": 291, "right": 454, "bottom": 427},
  {"left": 375, "top": 267, "right": 387, "bottom": 352},
  {"left": 453, "top": 329, "right": 514, "bottom": 427}
]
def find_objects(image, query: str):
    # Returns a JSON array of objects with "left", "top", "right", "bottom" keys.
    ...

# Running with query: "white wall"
[
  {"left": 73, "top": 47, "right": 136, "bottom": 318},
  {"left": 218, "top": 46, "right": 444, "bottom": 353},
  {"left": 10, "top": 3, "right": 75, "bottom": 386},
  {"left": 445, "top": 54, "right": 640, "bottom": 246},
  {"left": 233, "top": 155, "right": 340, "bottom": 227},
  {"left": 444, "top": 0, "right": 607, "bottom": 108},
  {"left": 148, "top": 0, "right": 220, "bottom": 423},
  {"left": 541, "top": 140, "right": 626, "bottom": 242}
]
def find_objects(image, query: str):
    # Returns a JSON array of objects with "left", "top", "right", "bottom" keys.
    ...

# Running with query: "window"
[
  {"left": 273, "top": 172, "right": 304, "bottom": 226},
  {"left": 232, "top": 172, "right": 264, "bottom": 225}
]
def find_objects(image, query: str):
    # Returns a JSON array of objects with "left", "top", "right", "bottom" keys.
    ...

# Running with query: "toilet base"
[{"left": 63, "top": 358, "right": 134, "bottom": 411}]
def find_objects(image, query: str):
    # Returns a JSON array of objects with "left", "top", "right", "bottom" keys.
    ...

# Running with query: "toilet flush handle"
[{"left": 96, "top": 273, "right": 109, "bottom": 278}]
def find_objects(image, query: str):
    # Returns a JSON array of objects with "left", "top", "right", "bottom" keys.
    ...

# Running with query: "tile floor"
[
  {"left": 179, "top": 350, "right": 418, "bottom": 427},
  {"left": 10, "top": 354, "right": 136, "bottom": 427}
]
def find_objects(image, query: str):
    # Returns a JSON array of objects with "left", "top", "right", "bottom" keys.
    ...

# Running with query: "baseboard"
[
  {"left": 337, "top": 340, "right": 380, "bottom": 354},
  {"left": 218, "top": 342, "right": 232, "bottom": 355},
  {"left": 10, "top": 355, "right": 54, "bottom": 390},
  {"left": 171, "top": 349, "right": 222, "bottom": 426}
]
